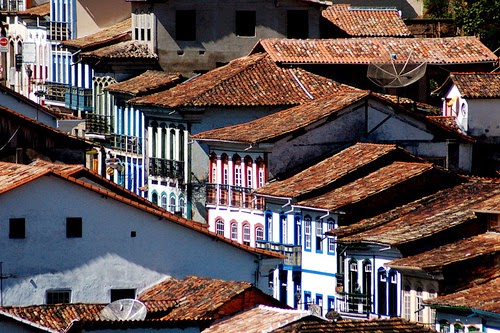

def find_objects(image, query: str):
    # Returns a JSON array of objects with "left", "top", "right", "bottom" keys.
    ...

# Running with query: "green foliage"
[
  {"left": 424, "top": 0, "right": 452, "bottom": 18},
  {"left": 453, "top": 0, "right": 500, "bottom": 51}
]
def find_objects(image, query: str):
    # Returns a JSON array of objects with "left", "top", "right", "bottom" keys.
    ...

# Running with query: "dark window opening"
[
  {"left": 9, "top": 218, "right": 25, "bottom": 239},
  {"left": 46, "top": 290, "right": 70, "bottom": 304},
  {"left": 176, "top": 10, "right": 196, "bottom": 41},
  {"left": 66, "top": 217, "right": 82, "bottom": 238},
  {"left": 110, "top": 289, "right": 136, "bottom": 302},
  {"left": 287, "top": 10, "right": 308, "bottom": 39},
  {"left": 236, "top": 11, "right": 256, "bottom": 37}
]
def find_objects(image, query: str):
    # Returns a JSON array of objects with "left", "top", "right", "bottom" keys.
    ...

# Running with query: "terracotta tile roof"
[
  {"left": 192, "top": 90, "right": 367, "bottom": 144},
  {"left": 139, "top": 276, "right": 278, "bottom": 321},
  {"left": 331, "top": 178, "right": 500, "bottom": 246},
  {"left": 17, "top": 3, "right": 50, "bottom": 17},
  {"left": 104, "top": 71, "right": 184, "bottom": 96},
  {"left": 424, "top": 277, "right": 500, "bottom": 314},
  {"left": 80, "top": 40, "right": 157, "bottom": 60},
  {"left": 0, "top": 303, "right": 106, "bottom": 332},
  {"left": 448, "top": 72, "right": 500, "bottom": 99},
  {"left": 130, "top": 53, "right": 359, "bottom": 108},
  {"left": 255, "top": 143, "right": 416, "bottom": 198},
  {"left": 60, "top": 18, "right": 132, "bottom": 49},
  {"left": 252, "top": 37, "right": 497, "bottom": 65},
  {"left": 296, "top": 162, "right": 435, "bottom": 211},
  {"left": 322, "top": 4, "right": 412, "bottom": 37},
  {"left": 387, "top": 232, "right": 500, "bottom": 271},
  {"left": 271, "top": 317, "right": 438, "bottom": 333},
  {"left": 203, "top": 305, "right": 314, "bottom": 333},
  {"left": 0, "top": 162, "right": 283, "bottom": 259}
]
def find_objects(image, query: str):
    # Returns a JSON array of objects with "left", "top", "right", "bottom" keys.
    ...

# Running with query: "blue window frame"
[
  {"left": 279, "top": 213, "right": 287, "bottom": 244},
  {"left": 294, "top": 214, "right": 302, "bottom": 246},
  {"left": 265, "top": 211, "right": 273, "bottom": 242},
  {"left": 315, "top": 217, "right": 323, "bottom": 253},
  {"left": 304, "top": 216, "right": 311, "bottom": 251},
  {"left": 327, "top": 296, "right": 335, "bottom": 311},
  {"left": 304, "top": 291, "right": 312, "bottom": 310},
  {"left": 316, "top": 293, "right": 323, "bottom": 308}
]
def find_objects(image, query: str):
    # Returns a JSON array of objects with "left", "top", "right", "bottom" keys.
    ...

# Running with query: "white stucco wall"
[
  {"left": 0, "top": 175, "right": 277, "bottom": 306},
  {"left": 467, "top": 99, "right": 500, "bottom": 140}
]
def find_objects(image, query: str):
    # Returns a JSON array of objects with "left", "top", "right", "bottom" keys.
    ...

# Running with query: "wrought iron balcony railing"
[
  {"left": 206, "top": 183, "right": 265, "bottom": 210},
  {"left": 85, "top": 113, "right": 113, "bottom": 134},
  {"left": 336, "top": 291, "right": 372, "bottom": 315},
  {"left": 48, "top": 21, "right": 71, "bottom": 41},
  {"left": 111, "top": 134, "right": 142, "bottom": 155},
  {"left": 44, "top": 82, "right": 68, "bottom": 102},
  {"left": 149, "top": 157, "right": 184, "bottom": 182},
  {"left": 256, "top": 241, "right": 302, "bottom": 267}
]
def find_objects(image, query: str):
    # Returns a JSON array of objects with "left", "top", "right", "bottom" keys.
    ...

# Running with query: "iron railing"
[
  {"left": 85, "top": 113, "right": 113, "bottom": 134},
  {"left": 149, "top": 157, "right": 184, "bottom": 182},
  {"left": 336, "top": 291, "right": 372, "bottom": 315},
  {"left": 256, "top": 242, "right": 302, "bottom": 266},
  {"left": 111, "top": 134, "right": 142, "bottom": 154},
  {"left": 206, "top": 183, "right": 265, "bottom": 210}
]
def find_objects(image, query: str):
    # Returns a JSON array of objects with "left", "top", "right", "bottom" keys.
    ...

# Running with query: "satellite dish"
[
  {"left": 367, "top": 50, "right": 427, "bottom": 88},
  {"left": 309, "top": 304, "right": 321, "bottom": 316},
  {"left": 101, "top": 299, "right": 147, "bottom": 321}
]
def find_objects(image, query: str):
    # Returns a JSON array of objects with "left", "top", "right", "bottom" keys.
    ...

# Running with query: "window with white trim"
[
  {"left": 315, "top": 217, "right": 323, "bottom": 252},
  {"left": 243, "top": 223, "right": 251, "bottom": 246},
  {"left": 231, "top": 222, "right": 238, "bottom": 240},
  {"left": 281, "top": 214, "right": 287, "bottom": 244},
  {"left": 304, "top": 217, "right": 311, "bottom": 250},
  {"left": 416, "top": 287, "right": 423, "bottom": 322},
  {"left": 216, "top": 219, "right": 224, "bottom": 236},
  {"left": 255, "top": 226, "right": 264, "bottom": 241},
  {"left": 169, "top": 195, "right": 176, "bottom": 212},
  {"left": 161, "top": 194, "right": 167, "bottom": 209},
  {"left": 233, "top": 155, "right": 242, "bottom": 186},
  {"left": 403, "top": 285, "right": 411, "bottom": 320}
]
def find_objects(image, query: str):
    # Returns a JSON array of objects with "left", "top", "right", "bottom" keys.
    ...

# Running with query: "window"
[
  {"left": 110, "top": 289, "right": 136, "bottom": 302},
  {"left": 161, "top": 194, "right": 167, "bottom": 209},
  {"left": 280, "top": 214, "right": 287, "bottom": 244},
  {"left": 209, "top": 153, "right": 217, "bottom": 183},
  {"left": 265, "top": 212, "right": 273, "bottom": 241},
  {"left": 287, "top": 10, "right": 308, "bottom": 39},
  {"left": 294, "top": 215, "right": 302, "bottom": 246},
  {"left": 439, "top": 321, "right": 450, "bottom": 333},
  {"left": 429, "top": 289, "right": 437, "bottom": 324},
  {"left": 403, "top": 285, "right": 411, "bottom": 320},
  {"left": 46, "top": 290, "right": 70, "bottom": 304},
  {"left": 66, "top": 218, "right": 82, "bottom": 238},
  {"left": 256, "top": 157, "right": 265, "bottom": 188},
  {"left": 243, "top": 223, "right": 251, "bottom": 245},
  {"left": 416, "top": 287, "right": 423, "bottom": 322},
  {"left": 256, "top": 225, "right": 264, "bottom": 241},
  {"left": 216, "top": 219, "right": 224, "bottom": 236},
  {"left": 454, "top": 323, "right": 464, "bottom": 333},
  {"left": 327, "top": 296, "right": 335, "bottom": 311},
  {"left": 236, "top": 11, "right": 256, "bottom": 37},
  {"left": 233, "top": 155, "right": 242, "bottom": 186},
  {"left": 179, "top": 197, "right": 186, "bottom": 215},
  {"left": 9, "top": 218, "right": 25, "bottom": 239},
  {"left": 169, "top": 195, "right": 176, "bottom": 212},
  {"left": 231, "top": 222, "right": 238, "bottom": 240},
  {"left": 304, "top": 291, "right": 312, "bottom": 310},
  {"left": 304, "top": 217, "right": 311, "bottom": 250},
  {"left": 315, "top": 217, "right": 322, "bottom": 252},
  {"left": 176, "top": 10, "right": 196, "bottom": 41}
]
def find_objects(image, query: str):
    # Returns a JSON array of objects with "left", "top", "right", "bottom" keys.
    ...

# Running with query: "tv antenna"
[
  {"left": 101, "top": 299, "right": 147, "bottom": 321},
  {"left": 367, "top": 50, "right": 427, "bottom": 89}
]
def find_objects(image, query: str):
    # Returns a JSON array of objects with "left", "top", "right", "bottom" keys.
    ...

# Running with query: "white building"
[{"left": 0, "top": 161, "right": 281, "bottom": 306}]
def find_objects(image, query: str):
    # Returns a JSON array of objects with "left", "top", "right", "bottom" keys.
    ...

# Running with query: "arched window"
[
  {"left": 429, "top": 288, "right": 437, "bottom": 324},
  {"left": 233, "top": 154, "right": 242, "bottom": 186},
  {"left": 454, "top": 323, "right": 464, "bottom": 333},
  {"left": 327, "top": 218, "right": 336, "bottom": 253},
  {"left": 256, "top": 156, "right": 265, "bottom": 188},
  {"left": 304, "top": 216, "right": 311, "bottom": 250},
  {"left": 255, "top": 225, "right": 264, "bottom": 242},
  {"left": 315, "top": 217, "right": 323, "bottom": 252},
  {"left": 388, "top": 270, "right": 398, "bottom": 316},
  {"left": 243, "top": 223, "right": 251, "bottom": 246},
  {"left": 439, "top": 320, "right": 450, "bottom": 333},
  {"left": 216, "top": 219, "right": 225, "bottom": 236},
  {"left": 244, "top": 155, "right": 253, "bottom": 188},
  {"left": 209, "top": 152, "right": 217, "bottom": 183},
  {"left": 221, "top": 154, "right": 229, "bottom": 185},
  {"left": 416, "top": 286, "right": 423, "bottom": 322},
  {"left": 169, "top": 195, "right": 176, "bottom": 212},
  {"left": 169, "top": 128, "right": 176, "bottom": 160},
  {"left": 161, "top": 124, "right": 167, "bottom": 159},
  {"left": 151, "top": 121, "right": 158, "bottom": 157},
  {"left": 230, "top": 221, "right": 238, "bottom": 241},
  {"left": 161, "top": 193, "right": 167, "bottom": 209},
  {"left": 403, "top": 284, "right": 411, "bottom": 320},
  {"left": 179, "top": 196, "right": 186, "bottom": 215},
  {"left": 468, "top": 326, "right": 479, "bottom": 332},
  {"left": 152, "top": 191, "right": 158, "bottom": 205}
]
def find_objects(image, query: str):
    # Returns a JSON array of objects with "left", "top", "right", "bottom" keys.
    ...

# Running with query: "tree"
[{"left": 453, "top": 0, "right": 500, "bottom": 51}]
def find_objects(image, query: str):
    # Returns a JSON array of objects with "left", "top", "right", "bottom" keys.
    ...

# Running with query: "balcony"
[
  {"left": 206, "top": 183, "right": 265, "bottom": 210},
  {"left": 45, "top": 82, "right": 68, "bottom": 103},
  {"left": 85, "top": 113, "right": 113, "bottom": 134},
  {"left": 0, "top": 0, "right": 24, "bottom": 12},
  {"left": 149, "top": 157, "right": 185, "bottom": 182},
  {"left": 111, "top": 134, "right": 142, "bottom": 155},
  {"left": 66, "top": 87, "right": 93, "bottom": 112},
  {"left": 336, "top": 291, "right": 372, "bottom": 316},
  {"left": 256, "top": 242, "right": 302, "bottom": 267},
  {"left": 48, "top": 21, "right": 71, "bottom": 41}
]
